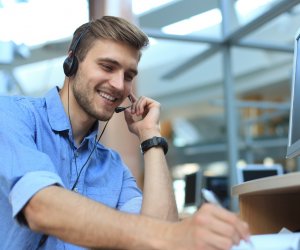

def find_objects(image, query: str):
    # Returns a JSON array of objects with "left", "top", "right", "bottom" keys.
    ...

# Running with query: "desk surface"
[{"left": 232, "top": 172, "right": 300, "bottom": 197}]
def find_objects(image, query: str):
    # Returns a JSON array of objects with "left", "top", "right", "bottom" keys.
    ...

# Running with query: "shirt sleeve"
[
  {"left": 9, "top": 171, "right": 65, "bottom": 219},
  {"left": 117, "top": 163, "right": 143, "bottom": 214},
  {"left": 118, "top": 196, "right": 143, "bottom": 214},
  {"left": 0, "top": 97, "right": 64, "bottom": 223}
]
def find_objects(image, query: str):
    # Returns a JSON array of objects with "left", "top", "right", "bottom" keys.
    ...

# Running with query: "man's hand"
[
  {"left": 124, "top": 95, "right": 161, "bottom": 141},
  {"left": 165, "top": 203, "right": 250, "bottom": 250}
]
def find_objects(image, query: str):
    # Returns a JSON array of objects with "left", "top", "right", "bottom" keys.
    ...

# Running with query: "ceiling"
[
  {"left": 1, "top": 0, "right": 300, "bottom": 166},
  {"left": 135, "top": 0, "right": 298, "bottom": 118},
  {"left": 132, "top": 0, "right": 300, "bottom": 166}
]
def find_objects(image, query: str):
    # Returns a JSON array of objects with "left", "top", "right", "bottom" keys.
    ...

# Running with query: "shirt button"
[{"left": 74, "top": 187, "right": 78, "bottom": 193}]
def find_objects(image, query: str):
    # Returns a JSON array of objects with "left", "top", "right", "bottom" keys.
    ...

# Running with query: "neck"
[{"left": 60, "top": 79, "right": 96, "bottom": 145}]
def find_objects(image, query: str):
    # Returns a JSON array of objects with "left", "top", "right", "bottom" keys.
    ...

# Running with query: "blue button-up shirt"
[{"left": 0, "top": 87, "right": 142, "bottom": 249}]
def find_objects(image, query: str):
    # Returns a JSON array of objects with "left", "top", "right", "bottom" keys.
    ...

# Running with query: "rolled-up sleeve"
[
  {"left": 117, "top": 163, "right": 143, "bottom": 214},
  {"left": 0, "top": 97, "right": 64, "bottom": 222},
  {"left": 119, "top": 196, "right": 143, "bottom": 214},
  {"left": 10, "top": 171, "right": 64, "bottom": 218}
]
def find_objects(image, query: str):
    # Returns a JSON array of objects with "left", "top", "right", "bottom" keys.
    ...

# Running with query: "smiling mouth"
[{"left": 97, "top": 91, "right": 117, "bottom": 103}]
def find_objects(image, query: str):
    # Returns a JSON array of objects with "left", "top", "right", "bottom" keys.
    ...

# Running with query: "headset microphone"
[
  {"left": 115, "top": 95, "right": 133, "bottom": 113},
  {"left": 115, "top": 105, "right": 132, "bottom": 113}
]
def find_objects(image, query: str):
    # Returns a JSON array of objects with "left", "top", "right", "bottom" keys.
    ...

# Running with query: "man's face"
[{"left": 71, "top": 39, "right": 139, "bottom": 121}]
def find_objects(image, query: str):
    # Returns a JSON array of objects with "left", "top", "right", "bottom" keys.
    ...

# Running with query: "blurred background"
[{"left": 1, "top": 0, "right": 300, "bottom": 214}]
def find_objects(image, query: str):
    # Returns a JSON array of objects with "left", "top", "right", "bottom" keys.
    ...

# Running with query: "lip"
[{"left": 97, "top": 90, "right": 117, "bottom": 103}]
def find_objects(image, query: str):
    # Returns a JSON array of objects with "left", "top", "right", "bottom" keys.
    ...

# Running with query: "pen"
[
  {"left": 201, "top": 188, "right": 255, "bottom": 249},
  {"left": 201, "top": 188, "right": 222, "bottom": 206}
]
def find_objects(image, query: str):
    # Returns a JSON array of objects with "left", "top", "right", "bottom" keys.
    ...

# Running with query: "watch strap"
[{"left": 140, "top": 136, "right": 168, "bottom": 155}]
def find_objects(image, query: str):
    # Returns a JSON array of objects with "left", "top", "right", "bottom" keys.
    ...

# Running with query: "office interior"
[{"left": 1, "top": 0, "right": 300, "bottom": 214}]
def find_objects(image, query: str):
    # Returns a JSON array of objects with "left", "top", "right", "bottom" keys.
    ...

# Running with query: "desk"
[{"left": 232, "top": 172, "right": 300, "bottom": 235}]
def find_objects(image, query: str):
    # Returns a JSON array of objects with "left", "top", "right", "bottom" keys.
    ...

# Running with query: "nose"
[{"left": 109, "top": 72, "right": 124, "bottom": 91}]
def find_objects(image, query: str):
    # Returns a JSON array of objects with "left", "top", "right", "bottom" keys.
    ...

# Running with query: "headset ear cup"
[
  {"left": 63, "top": 56, "right": 73, "bottom": 77},
  {"left": 70, "top": 56, "right": 78, "bottom": 76},
  {"left": 63, "top": 55, "right": 78, "bottom": 77}
]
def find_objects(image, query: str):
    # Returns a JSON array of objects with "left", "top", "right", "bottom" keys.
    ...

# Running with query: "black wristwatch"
[{"left": 140, "top": 136, "right": 168, "bottom": 155}]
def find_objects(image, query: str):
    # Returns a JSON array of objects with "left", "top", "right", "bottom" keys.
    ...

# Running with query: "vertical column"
[
  {"left": 88, "top": 0, "right": 143, "bottom": 188},
  {"left": 89, "top": 0, "right": 106, "bottom": 20},
  {"left": 220, "top": 0, "right": 239, "bottom": 211},
  {"left": 297, "top": 157, "right": 300, "bottom": 172}
]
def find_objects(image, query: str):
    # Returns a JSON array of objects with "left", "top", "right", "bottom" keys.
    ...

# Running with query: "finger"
[
  {"left": 206, "top": 214, "right": 241, "bottom": 245},
  {"left": 196, "top": 205, "right": 240, "bottom": 245},
  {"left": 197, "top": 227, "right": 235, "bottom": 250},
  {"left": 127, "top": 94, "right": 138, "bottom": 114},
  {"left": 209, "top": 205, "right": 250, "bottom": 242},
  {"left": 128, "top": 93, "right": 137, "bottom": 103},
  {"left": 135, "top": 96, "right": 147, "bottom": 116},
  {"left": 124, "top": 109, "right": 134, "bottom": 124}
]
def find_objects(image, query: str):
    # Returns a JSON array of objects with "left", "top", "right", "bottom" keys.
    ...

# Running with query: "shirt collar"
[
  {"left": 45, "top": 86, "right": 100, "bottom": 138},
  {"left": 45, "top": 86, "right": 71, "bottom": 132}
]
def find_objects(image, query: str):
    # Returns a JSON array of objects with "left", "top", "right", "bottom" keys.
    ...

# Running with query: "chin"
[{"left": 96, "top": 112, "right": 113, "bottom": 122}]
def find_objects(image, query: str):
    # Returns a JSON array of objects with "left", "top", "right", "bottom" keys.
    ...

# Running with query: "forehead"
[{"left": 84, "top": 39, "right": 140, "bottom": 67}]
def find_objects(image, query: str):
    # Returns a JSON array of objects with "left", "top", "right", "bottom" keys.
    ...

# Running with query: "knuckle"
[
  {"left": 233, "top": 214, "right": 240, "bottom": 222},
  {"left": 243, "top": 221, "right": 250, "bottom": 230},
  {"left": 201, "top": 203, "right": 212, "bottom": 211},
  {"left": 229, "top": 213, "right": 239, "bottom": 224},
  {"left": 194, "top": 213, "right": 208, "bottom": 226}
]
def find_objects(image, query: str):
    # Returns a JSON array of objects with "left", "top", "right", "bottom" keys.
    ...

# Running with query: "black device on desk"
[
  {"left": 184, "top": 170, "right": 202, "bottom": 208},
  {"left": 237, "top": 164, "right": 283, "bottom": 184},
  {"left": 204, "top": 175, "right": 229, "bottom": 209}
]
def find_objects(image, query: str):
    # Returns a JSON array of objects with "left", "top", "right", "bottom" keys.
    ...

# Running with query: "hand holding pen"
[{"left": 201, "top": 188, "right": 255, "bottom": 249}]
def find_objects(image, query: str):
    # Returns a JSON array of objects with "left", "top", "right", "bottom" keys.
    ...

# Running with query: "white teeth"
[{"left": 99, "top": 92, "right": 116, "bottom": 102}]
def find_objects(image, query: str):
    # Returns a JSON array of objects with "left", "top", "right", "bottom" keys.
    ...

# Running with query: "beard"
[{"left": 71, "top": 79, "right": 113, "bottom": 122}]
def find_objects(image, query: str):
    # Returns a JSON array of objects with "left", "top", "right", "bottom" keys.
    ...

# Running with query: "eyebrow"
[{"left": 97, "top": 57, "right": 138, "bottom": 76}]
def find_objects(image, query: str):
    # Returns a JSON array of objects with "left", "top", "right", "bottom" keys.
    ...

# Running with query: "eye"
[
  {"left": 101, "top": 64, "right": 113, "bottom": 72},
  {"left": 124, "top": 73, "right": 134, "bottom": 82}
]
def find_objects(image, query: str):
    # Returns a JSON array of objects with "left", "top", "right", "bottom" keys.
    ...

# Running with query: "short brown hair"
[{"left": 69, "top": 16, "right": 149, "bottom": 62}]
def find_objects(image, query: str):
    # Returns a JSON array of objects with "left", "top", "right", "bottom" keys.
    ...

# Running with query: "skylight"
[
  {"left": 235, "top": 0, "right": 279, "bottom": 24},
  {"left": 0, "top": 0, "right": 88, "bottom": 47},
  {"left": 162, "top": 8, "right": 222, "bottom": 35},
  {"left": 132, "top": 0, "right": 175, "bottom": 15}
]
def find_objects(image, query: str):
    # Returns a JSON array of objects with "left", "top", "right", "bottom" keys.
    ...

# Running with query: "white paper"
[{"left": 231, "top": 233, "right": 300, "bottom": 250}]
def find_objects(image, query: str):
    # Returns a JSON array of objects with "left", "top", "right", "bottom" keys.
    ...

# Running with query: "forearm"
[
  {"left": 141, "top": 145, "right": 179, "bottom": 222},
  {"left": 125, "top": 97, "right": 178, "bottom": 222},
  {"left": 23, "top": 186, "right": 168, "bottom": 249}
]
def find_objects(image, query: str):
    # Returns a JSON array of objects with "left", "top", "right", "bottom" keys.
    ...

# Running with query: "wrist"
[
  {"left": 140, "top": 136, "right": 168, "bottom": 155},
  {"left": 138, "top": 128, "right": 161, "bottom": 142},
  {"left": 135, "top": 220, "right": 173, "bottom": 250}
]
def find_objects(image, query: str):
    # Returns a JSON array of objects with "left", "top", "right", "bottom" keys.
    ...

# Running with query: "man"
[{"left": 0, "top": 16, "right": 250, "bottom": 249}]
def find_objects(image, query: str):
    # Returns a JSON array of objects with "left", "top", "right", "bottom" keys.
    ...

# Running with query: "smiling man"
[{"left": 0, "top": 16, "right": 250, "bottom": 250}]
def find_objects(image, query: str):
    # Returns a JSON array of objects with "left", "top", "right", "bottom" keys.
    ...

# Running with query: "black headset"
[{"left": 63, "top": 25, "right": 90, "bottom": 77}]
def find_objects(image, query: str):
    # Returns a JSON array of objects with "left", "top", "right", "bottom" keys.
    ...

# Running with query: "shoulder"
[
  {"left": 0, "top": 94, "right": 45, "bottom": 113},
  {"left": 0, "top": 95, "right": 46, "bottom": 130}
]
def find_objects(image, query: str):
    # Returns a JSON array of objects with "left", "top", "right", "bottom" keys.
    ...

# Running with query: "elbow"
[
  {"left": 22, "top": 188, "right": 56, "bottom": 233},
  {"left": 22, "top": 199, "right": 46, "bottom": 232}
]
